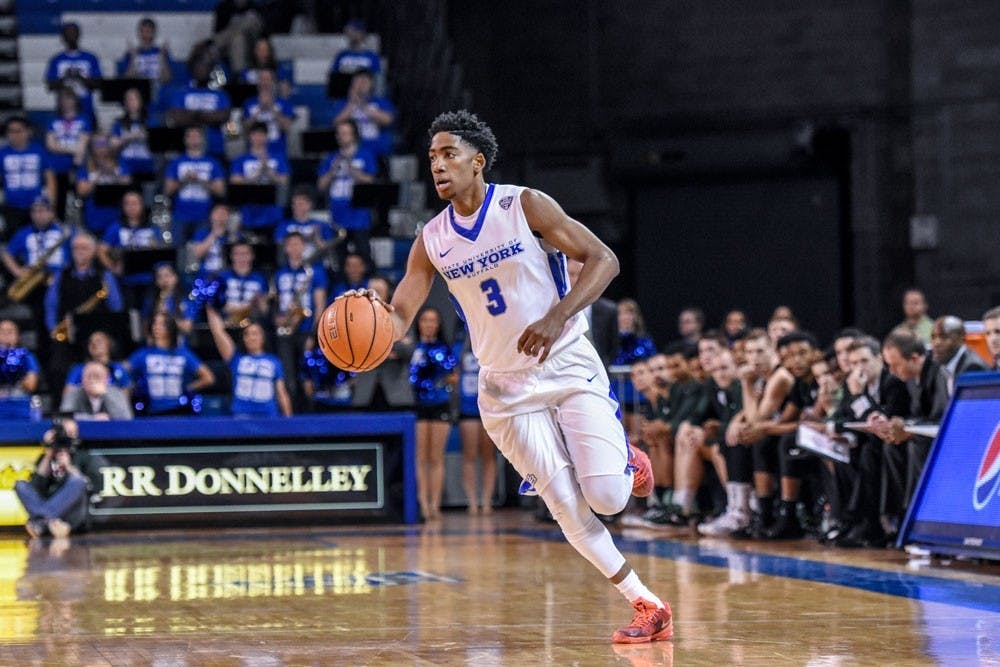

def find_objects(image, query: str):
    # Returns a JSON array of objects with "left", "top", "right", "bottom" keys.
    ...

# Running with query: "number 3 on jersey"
[{"left": 480, "top": 278, "right": 507, "bottom": 316}]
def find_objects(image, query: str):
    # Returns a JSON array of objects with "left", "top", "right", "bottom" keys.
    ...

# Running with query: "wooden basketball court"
[{"left": 2, "top": 510, "right": 998, "bottom": 666}]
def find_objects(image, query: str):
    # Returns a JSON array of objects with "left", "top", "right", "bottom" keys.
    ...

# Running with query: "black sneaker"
[
  {"left": 834, "top": 521, "right": 887, "bottom": 549},
  {"left": 640, "top": 506, "right": 691, "bottom": 529},
  {"left": 764, "top": 508, "right": 804, "bottom": 540},
  {"left": 730, "top": 513, "right": 766, "bottom": 540}
]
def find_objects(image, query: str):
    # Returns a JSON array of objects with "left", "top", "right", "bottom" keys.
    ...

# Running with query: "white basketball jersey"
[{"left": 422, "top": 183, "right": 587, "bottom": 372}]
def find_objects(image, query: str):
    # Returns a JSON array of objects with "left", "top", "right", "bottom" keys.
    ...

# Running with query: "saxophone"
[
  {"left": 52, "top": 284, "right": 108, "bottom": 343},
  {"left": 225, "top": 303, "right": 254, "bottom": 329},
  {"left": 7, "top": 226, "right": 71, "bottom": 302},
  {"left": 277, "top": 266, "right": 313, "bottom": 337}
]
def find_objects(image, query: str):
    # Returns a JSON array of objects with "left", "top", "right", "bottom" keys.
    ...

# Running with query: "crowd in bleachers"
[
  {"left": 0, "top": 11, "right": 419, "bottom": 422},
  {"left": 609, "top": 291, "right": 1000, "bottom": 549},
  {"left": 5, "top": 9, "right": 1000, "bottom": 546}
]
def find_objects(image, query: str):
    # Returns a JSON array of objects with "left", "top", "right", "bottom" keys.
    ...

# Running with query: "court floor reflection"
[{"left": 0, "top": 511, "right": 997, "bottom": 666}]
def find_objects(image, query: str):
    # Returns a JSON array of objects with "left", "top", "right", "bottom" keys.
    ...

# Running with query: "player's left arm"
[{"left": 519, "top": 188, "right": 619, "bottom": 362}]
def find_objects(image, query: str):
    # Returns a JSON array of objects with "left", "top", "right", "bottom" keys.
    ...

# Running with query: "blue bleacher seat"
[{"left": 292, "top": 84, "right": 333, "bottom": 128}]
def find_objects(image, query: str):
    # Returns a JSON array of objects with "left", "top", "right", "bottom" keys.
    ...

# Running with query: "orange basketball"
[{"left": 317, "top": 294, "right": 395, "bottom": 372}]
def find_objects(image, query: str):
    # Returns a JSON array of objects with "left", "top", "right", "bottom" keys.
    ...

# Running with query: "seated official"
[{"left": 60, "top": 361, "right": 133, "bottom": 420}]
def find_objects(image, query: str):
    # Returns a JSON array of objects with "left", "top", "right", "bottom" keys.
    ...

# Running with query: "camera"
[{"left": 48, "top": 416, "right": 80, "bottom": 453}]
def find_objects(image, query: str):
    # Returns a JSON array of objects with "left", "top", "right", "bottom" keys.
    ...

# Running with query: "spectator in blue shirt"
[
  {"left": 331, "top": 19, "right": 381, "bottom": 76},
  {"left": 273, "top": 232, "right": 328, "bottom": 408},
  {"left": 229, "top": 121, "right": 289, "bottom": 233},
  {"left": 188, "top": 203, "right": 239, "bottom": 279},
  {"left": 317, "top": 119, "right": 377, "bottom": 269},
  {"left": 164, "top": 57, "right": 232, "bottom": 158},
  {"left": 205, "top": 303, "right": 292, "bottom": 417},
  {"left": 329, "top": 252, "right": 368, "bottom": 298},
  {"left": 163, "top": 126, "right": 226, "bottom": 247},
  {"left": 0, "top": 117, "right": 56, "bottom": 234},
  {"left": 119, "top": 17, "right": 173, "bottom": 88},
  {"left": 109, "top": 88, "right": 155, "bottom": 179},
  {"left": 241, "top": 69, "right": 295, "bottom": 157},
  {"left": 275, "top": 186, "right": 343, "bottom": 267},
  {"left": 75, "top": 135, "right": 132, "bottom": 236},
  {"left": 45, "top": 88, "right": 91, "bottom": 202},
  {"left": 44, "top": 23, "right": 102, "bottom": 123},
  {"left": 99, "top": 190, "right": 168, "bottom": 309},
  {"left": 1, "top": 197, "right": 73, "bottom": 300},
  {"left": 142, "top": 262, "right": 188, "bottom": 329},
  {"left": 330, "top": 70, "right": 395, "bottom": 157},
  {"left": 241, "top": 37, "right": 292, "bottom": 99},
  {"left": 0, "top": 319, "right": 40, "bottom": 420},
  {"left": 273, "top": 232, "right": 328, "bottom": 338},
  {"left": 127, "top": 312, "right": 215, "bottom": 416},
  {"left": 215, "top": 241, "right": 269, "bottom": 328}
]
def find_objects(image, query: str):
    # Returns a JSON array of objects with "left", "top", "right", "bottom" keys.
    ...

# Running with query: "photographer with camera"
[{"left": 13, "top": 418, "right": 95, "bottom": 539}]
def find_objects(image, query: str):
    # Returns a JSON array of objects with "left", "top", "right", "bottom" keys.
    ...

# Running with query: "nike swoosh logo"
[
  {"left": 439, "top": 248, "right": 454, "bottom": 258},
  {"left": 586, "top": 373, "right": 598, "bottom": 382}
]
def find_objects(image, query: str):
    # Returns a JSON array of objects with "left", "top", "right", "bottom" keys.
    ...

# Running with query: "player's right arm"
[{"left": 387, "top": 233, "right": 435, "bottom": 341}]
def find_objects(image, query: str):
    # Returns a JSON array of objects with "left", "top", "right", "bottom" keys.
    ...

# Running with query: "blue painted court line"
[{"left": 518, "top": 527, "right": 1000, "bottom": 615}]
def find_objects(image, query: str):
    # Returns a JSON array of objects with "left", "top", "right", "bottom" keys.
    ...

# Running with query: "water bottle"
[{"left": 29, "top": 395, "right": 42, "bottom": 422}]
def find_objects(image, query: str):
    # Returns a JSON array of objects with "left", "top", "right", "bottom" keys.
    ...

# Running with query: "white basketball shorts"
[{"left": 477, "top": 335, "right": 630, "bottom": 496}]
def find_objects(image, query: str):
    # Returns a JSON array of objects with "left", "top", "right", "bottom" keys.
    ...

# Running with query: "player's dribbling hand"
[
  {"left": 342, "top": 288, "right": 395, "bottom": 312},
  {"left": 517, "top": 312, "right": 566, "bottom": 363}
]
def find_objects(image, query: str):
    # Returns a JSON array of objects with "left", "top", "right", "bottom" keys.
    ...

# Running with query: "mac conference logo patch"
[
  {"left": 973, "top": 421, "right": 1000, "bottom": 510},
  {"left": 499, "top": 195, "right": 514, "bottom": 210}
]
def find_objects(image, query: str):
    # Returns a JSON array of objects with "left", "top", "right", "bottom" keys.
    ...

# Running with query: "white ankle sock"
[
  {"left": 614, "top": 571, "right": 664, "bottom": 608},
  {"left": 673, "top": 489, "right": 692, "bottom": 513}
]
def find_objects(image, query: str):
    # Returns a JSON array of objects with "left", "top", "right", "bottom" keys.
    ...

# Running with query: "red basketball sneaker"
[
  {"left": 612, "top": 598, "right": 673, "bottom": 644},
  {"left": 628, "top": 445, "right": 654, "bottom": 498}
]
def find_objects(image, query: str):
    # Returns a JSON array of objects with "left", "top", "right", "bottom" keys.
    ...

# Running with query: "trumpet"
[
  {"left": 52, "top": 285, "right": 108, "bottom": 343},
  {"left": 7, "top": 227, "right": 71, "bottom": 302}
]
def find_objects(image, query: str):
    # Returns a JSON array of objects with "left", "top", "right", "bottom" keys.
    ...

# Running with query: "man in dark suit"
[
  {"left": 878, "top": 329, "right": 948, "bottom": 535},
  {"left": 931, "top": 315, "right": 990, "bottom": 395},
  {"left": 830, "top": 335, "right": 911, "bottom": 547},
  {"left": 984, "top": 306, "right": 1000, "bottom": 371}
]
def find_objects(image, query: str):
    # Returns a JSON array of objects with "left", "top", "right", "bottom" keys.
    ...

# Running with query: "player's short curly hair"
[{"left": 428, "top": 110, "right": 499, "bottom": 172}]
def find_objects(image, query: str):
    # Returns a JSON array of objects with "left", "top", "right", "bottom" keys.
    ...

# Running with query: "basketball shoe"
[
  {"left": 627, "top": 445, "right": 654, "bottom": 498},
  {"left": 612, "top": 598, "right": 673, "bottom": 643}
]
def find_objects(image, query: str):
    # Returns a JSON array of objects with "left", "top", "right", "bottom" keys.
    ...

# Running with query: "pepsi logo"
[{"left": 972, "top": 421, "right": 1000, "bottom": 510}]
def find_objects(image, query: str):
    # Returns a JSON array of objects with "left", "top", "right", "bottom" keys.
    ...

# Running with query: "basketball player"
[{"left": 349, "top": 110, "right": 671, "bottom": 643}]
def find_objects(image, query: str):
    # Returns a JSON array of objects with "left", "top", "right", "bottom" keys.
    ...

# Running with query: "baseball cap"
[{"left": 31, "top": 195, "right": 52, "bottom": 209}]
